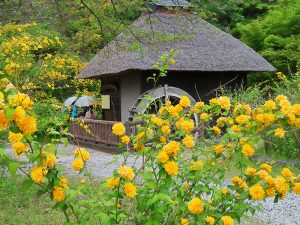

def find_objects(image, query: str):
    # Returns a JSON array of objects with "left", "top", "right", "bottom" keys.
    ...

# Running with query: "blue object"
[{"left": 71, "top": 106, "right": 78, "bottom": 118}]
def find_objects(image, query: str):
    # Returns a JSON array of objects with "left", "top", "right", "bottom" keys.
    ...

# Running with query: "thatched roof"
[{"left": 77, "top": 11, "right": 275, "bottom": 79}]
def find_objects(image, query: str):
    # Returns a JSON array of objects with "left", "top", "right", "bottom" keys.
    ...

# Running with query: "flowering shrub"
[{"left": 1, "top": 53, "right": 300, "bottom": 224}]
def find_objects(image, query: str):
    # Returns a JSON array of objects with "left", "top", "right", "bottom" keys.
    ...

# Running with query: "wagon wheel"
[{"left": 128, "top": 85, "right": 201, "bottom": 136}]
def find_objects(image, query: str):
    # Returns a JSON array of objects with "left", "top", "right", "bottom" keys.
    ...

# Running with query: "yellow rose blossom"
[
  {"left": 293, "top": 183, "right": 300, "bottom": 195},
  {"left": 182, "top": 135, "right": 195, "bottom": 148},
  {"left": 124, "top": 182, "right": 137, "bottom": 198},
  {"left": 235, "top": 115, "right": 250, "bottom": 125},
  {"left": 161, "top": 125, "right": 170, "bottom": 135},
  {"left": 74, "top": 148, "right": 90, "bottom": 161},
  {"left": 249, "top": 184, "right": 265, "bottom": 200},
  {"left": 266, "top": 187, "right": 276, "bottom": 197},
  {"left": 255, "top": 113, "right": 275, "bottom": 125},
  {"left": 12, "top": 141, "right": 28, "bottom": 157},
  {"left": 275, "top": 176, "right": 289, "bottom": 195},
  {"left": 275, "top": 95, "right": 287, "bottom": 103},
  {"left": 218, "top": 96, "right": 231, "bottom": 110},
  {"left": 264, "top": 100, "right": 276, "bottom": 110},
  {"left": 169, "top": 59, "right": 176, "bottom": 65},
  {"left": 157, "top": 151, "right": 169, "bottom": 164},
  {"left": 239, "top": 137, "right": 248, "bottom": 143},
  {"left": 18, "top": 115, "right": 37, "bottom": 135},
  {"left": 72, "top": 158, "right": 84, "bottom": 171},
  {"left": 133, "top": 143, "right": 145, "bottom": 152},
  {"left": 59, "top": 177, "right": 68, "bottom": 189},
  {"left": 265, "top": 175, "right": 275, "bottom": 185},
  {"left": 53, "top": 186, "right": 65, "bottom": 202},
  {"left": 281, "top": 168, "right": 293, "bottom": 178},
  {"left": 221, "top": 216, "right": 234, "bottom": 225},
  {"left": 8, "top": 92, "right": 34, "bottom": 109},
  {"left": 162, "top": 141, "right": 180, "bottom": 157},
  {"left": 13, "top": 106, "right": 25, "bottom": 122},
  {"left": 8, "top": 131, "right": 23, "bottom": 143},
  {"left": 212, "top": 126, "right": 221, "bottom": 135},
  {"left": 209, "top": 98, "right": 219, "bottom": 106},
  {"left": 160, "top": 136, "right": 166, "bottom": 143},
  {"left": 200, "top": 113, "right": 209, "bottom": 120},
  {"left": 257, "top": 170, "right": 269, "bottom": 180},
  {"left": 231, "top": 125, "right": 241, "bottom": 133},
  {"left": 193, "top": 101, "right": 204, "bottom": 113},
  {"left": 245, "top": 167, "right": 257, "bottom": 176},
  {"left": 260, "top": 163, "right": 272, "bottom": 173},
  {"left": 175, "top": 119, "right": 194, "bottom": 132},
  {"left": 188, "top": 197, "right": 203, "bottom": 214},
  {"left": 292, "top": 104, "right": 300, "bottom": 116},
  {"left": 190, "top": 160, "right": 204, "bottom": 171},
  {"left": 179, "top": 96, "right": 190, "bottom": 108},
  {"left": 275, "top": 128, "right": 285, "bottom": 138},
  {"left": 232, "top": 176, "right": 243, "bottom": 186},
  {"left": 164, "top": 161, "right": 178, "bottom": 176},
  {"left": 112, "top": 122, "right": 126, "bottom": 136},
  {"left": 183, "top": 181, "right": 189, "bottom": 189},
  {"left": 31, "top": 166, "right": 47, "bottom": 183},
  {"left": 242, "top": 143, "right": 255, "bottom": 157},
  {"left": 216, "top": 117, "right": 227, "bottom": 127},
  {"left": 121, "top": 135, "right": 130, "bottom": 144},
  {"left": 136, "top": 131, "right": 145, "bottom": 140},
  {"left": 221, "top": 188, "right": 228, "bottom": 195},
  {"left": 0, "top": 110, "right": 10, "bottom": 131},
  {"left": 168, "top": 105, "right": 179, "bottom": 118},
  {"left": 205, "top": 216, "right": 215, "bottom": 225},
  {"left": 107, "top": 177, "right": 120, "bottom": 189},
  {"left": 214, "top": 144, "right": 224, "bottom": 154},
  {"left": 43, "top": 152, "right": 56, "bottom": 168},
  {"left": 118, "top": 165, "right": 134, "bottom": 180},
  {"left": 180, "top": 218, "right": 189, "bottom": 225}
]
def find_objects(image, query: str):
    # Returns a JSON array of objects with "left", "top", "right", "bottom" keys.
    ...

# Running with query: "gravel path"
[{"left": 5, "top": 144, "right": 300, "bottom": 225}]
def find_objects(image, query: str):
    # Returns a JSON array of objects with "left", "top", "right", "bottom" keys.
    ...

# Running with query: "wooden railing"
[{"left": 69, "top": 119, "right": 132, "bottom": 146}]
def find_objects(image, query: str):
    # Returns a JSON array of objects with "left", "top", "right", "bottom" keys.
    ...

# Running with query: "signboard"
[{"left": 101, "top": 95, "right": 110, "bottom": 109}]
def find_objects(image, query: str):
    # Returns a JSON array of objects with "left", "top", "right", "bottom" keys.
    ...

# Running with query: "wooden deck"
[{"left": 69, "top": 119, "right": 135, "bottom": 146}]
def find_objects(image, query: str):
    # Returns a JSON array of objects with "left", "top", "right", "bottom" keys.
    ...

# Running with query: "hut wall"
[
  {"left": 120, "top": 71, "right": 142, "bottom": 122},
  {"left": 141, "top": 71, "right": 247, "bottom": 102}
]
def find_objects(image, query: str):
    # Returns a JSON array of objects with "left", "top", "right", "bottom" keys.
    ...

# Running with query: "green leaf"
[
  {"left": 8, "top": 161, "right": 19, "bottom": 177},
  {"left": 5, "top": 108, "right": 15, "bottom": 120},
  {"left": 22, "top": 178, "right": 33, "bottom": 191},
  {"left": 97, "top": 212, "right": 111, "bottom": 225}
]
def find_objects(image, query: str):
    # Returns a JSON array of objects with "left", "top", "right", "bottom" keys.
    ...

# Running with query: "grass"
[{"left": 0, "top": 175, "right": 65, "bottom": 225}]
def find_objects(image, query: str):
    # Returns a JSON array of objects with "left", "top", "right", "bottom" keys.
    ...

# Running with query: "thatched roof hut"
[
  {"left": 77, "top": 11, "right": 275, "bottom": 79},
  {"left": 77, "top": 2, "right": 275, "bottom": 122}
]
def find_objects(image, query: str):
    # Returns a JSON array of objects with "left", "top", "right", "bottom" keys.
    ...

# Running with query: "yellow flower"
[
  {"left": 231, "top": 125, "right": 241, "bottom": 133},
  {"left": 8, "top": 131, "right": 23, "bottom": 143},
  {"left": 72, "top": 158, "right": 84, "bottom": 171},
  {"left": 275, "top": 95, "right": 287, "bottom": 103},
  {"left": 209, "top": 98, "right": 220, "bottom": 106},
  {"left": 0, "top": 110, "right": 10, "bottom": 131},
  {"left": 292, "top": 104, "right": 300, "bottom": 116},
  {"left": 162, "top": 141, "right": 180, "bottom": 157},
  {"left": 205, "top": 216, "right": 215, "bottom": 225},
  {"left": 12, "top": 141, "right": 28, "bottom": 157},
  {"left": 160, "top": 136, "right": 166, "bottom": 143},
  {"left": 260, "top": 163, "right": 272, "bottom": 173},
  {"left": 264, "top": 100, "right": 276, "bottom": 110},
  {"left": 180, "top": 218, "right": 189, "bottom": 225},
  {"left": 190, "top": 160, "right": 204, "bottom": 171},
  {"left": 232, "top": 176, "right": 243, "bottom": 186},
  {"left": 214, "top": 144, "right": 224, "bottom": 154},
  {"left": 170, "top": 59, "right": 176, "bottom": 65},
  {"left": 221, "top": 216, "right": 234, "bottom": 225},
  {"left": 161, "top": 125, "right": 171, "bottom": 135},
  {"left": 183, "top": 181, "right": 189, "bottom": 189},
  {"left": 13, "top": 106, "right": 25, "bottom": 122},
  {"left": 275, "top": 128, "right": 285, "bottom": 138},
  {"left": 235, "top": 115, "right": 250, "bottom": 125},
  {"left": 18, "top": 115, "right": 37, "bottom": 135},
  {"left": 216, "top": 117, "right": 227, "bottom": 127},
  {"left": 245, "top": 167, "right": 257, "bottom": 176},
  {"left": 255, "top": 113, "right": 275, "bottom": 125},
  {"left": 112, "top": 122, "right": 126, "bottom": 136},
  {"left": 164, "top": 161, "right": 178, "bottom": 176},
  {"left": 275, "top": 176, "right": 289, "bottom": 195},
  {"left": 43, "top": 152, "right": 56, "bottom": 168},
  {"left": 212, "top": 126, "right": 221, "bottom": 135},
  {"left": 193, "top": 101, "right": 204, "bottom": 113},
  {"left": 281, "top": 168, "right": 293, "bottom": 178},
  {"left": 182, "top": 135, "right": 195, "bottom": 148},
  {"left": 107, "top": 177, "right": 120, "bottom": 189},
  {"left": 256, "top": 170, "right": 269, "bottom": 180},
  {"left": 200, "top": 113, "right": 209, "bottom": 120},
  {"left": 221, "top": 188, "right": 228, "bottom": 195},
  {"left": 31, "top": 166, "right": 47, "bottom": 183},
  {"left": 179, "top": 96, "right": 190, "bottom": 108},
  {"left": 157, "top": 151, "right": 169, "bottom": 164},
  {"left": 293, "top": 183, "right": 300, "bottom": 195},
  {"left": 133, "top": 143, "right": 145, "bottom": 152},
  {"left": 188, "top": 197, "right": 203, "bottom": 214},
  {"left": 74, "top": 148, "right": 90, "bottom": 161},
  {"left": 249, "top": 184, "right": 265, "bottom": 200},
  {"left": 59, "top": 177, "right": 68, "bottom": 189},
  {"left": 266, "top": 187, "right": 276, "bottom": 197},
  {"left": 118, "top": 165, "right": 134, "bottom": 180},
  {"left": 124, "top": 182, "right": 137, "bottom": 198},
  {"left": 218, "top": 96, "right": 231, "bottom": 110},
  {"left": 53, "top": 186, "right": 65, "bottom": 202},
  {"left": 265, "top": 175, "right": 275, "bottom": 185},
  {"left": 175, "top": 119, "right": 194, "bottom": 132},
  {"left": 121, "top": 135, "right": 130, "bottom": 144},
  {"left": 8, "top": 92, "right": 34, "bottom": 109},
  {"left": 242, "top": 144, "right": 255, "bottom": 157}
]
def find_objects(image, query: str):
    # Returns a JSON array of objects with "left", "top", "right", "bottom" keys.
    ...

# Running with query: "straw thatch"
[{"left": 77, "top": 11, "right": 275, "bottom": 79}]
